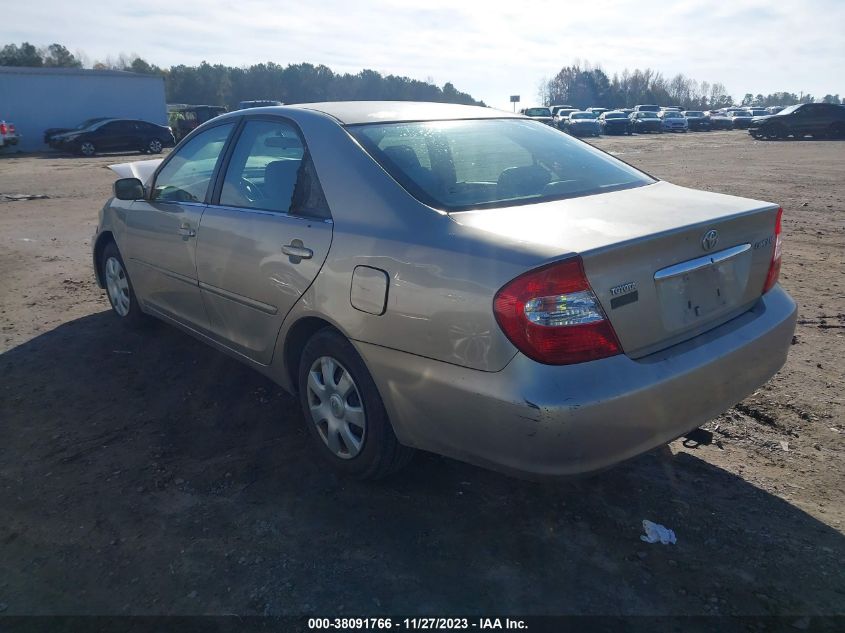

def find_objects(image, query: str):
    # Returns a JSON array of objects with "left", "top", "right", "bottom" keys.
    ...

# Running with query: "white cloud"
[{"left": 3, "top": 0, "right": 843, "bottom": 108}]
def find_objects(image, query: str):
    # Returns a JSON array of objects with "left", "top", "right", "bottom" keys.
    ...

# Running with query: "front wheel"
[
  {"left": 147, "top": 138, "right": 163, "bottom": 154},
  {"left": 100, "top": 241, "right": 148, "bottom": 327},
  {"left": 79, "top": 141, "right": 96, "bottom": 156},
  {"left": 298, "top": 328, "right": 414, "bottom": 480}
]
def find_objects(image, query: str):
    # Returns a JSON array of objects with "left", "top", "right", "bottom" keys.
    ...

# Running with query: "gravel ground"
[{"left": 0, "top": 131, "right": 843, "bottom": 621}]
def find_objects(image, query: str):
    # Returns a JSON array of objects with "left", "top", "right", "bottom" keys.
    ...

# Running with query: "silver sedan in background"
[{"left": 94, "top": 102, "right": 796, "bottom": 480}]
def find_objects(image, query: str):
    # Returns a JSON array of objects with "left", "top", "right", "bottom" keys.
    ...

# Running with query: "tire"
[
  {"left": 100, "top": 241, "right": 148, "bottom": 328},
  {"left": 298, "top": 328, "right": 414, "bottom": 480},
  {"left": 147, "top": 138, "right": 163, "bottom": 154},
  {"left": 79, "top": 141, "right": 96, "bottom": 156}
]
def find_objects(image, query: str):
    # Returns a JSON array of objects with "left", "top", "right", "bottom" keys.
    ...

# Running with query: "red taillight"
[
  {"left": 8, "top": 123, "right": 14, "bottom": 134},
  {"left": 0, "top": 123, "right": 6, "bottom": 135},
  {"left": 493, "top": 257, "right": 621, "bottom": 365},
  {"left": 762, "top": 207, "right": 783, "bottom": 294}
]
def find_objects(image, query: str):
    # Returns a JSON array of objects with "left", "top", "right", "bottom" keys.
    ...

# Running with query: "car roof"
[{"left": 240, "top": 101, "right": 518, "bottom": 124}]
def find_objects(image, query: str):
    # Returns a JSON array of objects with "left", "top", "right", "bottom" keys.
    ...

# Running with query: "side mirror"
[{"left": 114, "top": 177, "right": 145, "bottom": 200}]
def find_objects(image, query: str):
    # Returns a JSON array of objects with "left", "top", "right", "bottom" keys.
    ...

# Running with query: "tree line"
[
  {"left": 3, "top": 42, "right": 841, "bottom": 111},
  {"left": 0, "top": 42, "right": 482, "bottom": 109},
  {"left": 539, "top": 61, "right": 841, "bottom": 110}
]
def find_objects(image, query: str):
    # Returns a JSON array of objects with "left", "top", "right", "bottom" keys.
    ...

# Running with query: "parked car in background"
[
  {"left": 564, "top": 111, "right": 601, "bottom": 136},
  {"left": 727, "top": 109, "right": 754, "bottom": 129},
  {"left": 95, "top": 101, "right": 795, "bottom": 480},
  {"left": 599, "top": 110, "right": 633, "bottom": 135},
  {"left": 658, "top": 110, "right": 688, "bottom": 132},
  {"left": 48, "top": 118, "right": 175, "bottom": 156},
  {"left": 682, "top": 111, "right": 711, "bottom": 131},
  {"left": 634, "top": 104, "right": 661, "bottom": 112},
  {"left": 707, "top": 110, "right": 734, "bottom": 130},
  {"left": 746, "top": 108, "right": 768, "bottom": 118},
  {"left": 766, "top": 106, "right": 785, "bottom": 114},
  {"left": 660, "top": 106, "right": 682, "bottom": 112},
  {"left": 43, "top": 117, "right": 112, "bottom": 144},
  {"left": 0, "top": 120, "right": 20, "bottom": 149},
  {"left": 170, "top": 105, "right": 227, "bottom": 141},
  {"left": 630, "top": 111, "right": 663, "bottom": 133},
  {"left": 237, "top": 100, "right": 284, "bottom": 109},
  {"left": 520, "top": 107, "right": 554, "bottom": 126},
  {"left": 586, "top": 107, "right": 609, "bottom": 116},
  {"left": 553, "top": 108, "right": 579, "bottom": 129},
  {"left": 749, "top": 103, "right": 845, "bottom": 140},
  {"left": 550, "top": 104, "right": 575, "bottom": 115}
]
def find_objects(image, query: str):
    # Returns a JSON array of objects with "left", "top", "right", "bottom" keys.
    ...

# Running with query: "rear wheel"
[
  {"left": 298, "top": 328, "right": 414, "bottom": 480},
  {"left": 100, "top": 241, "right": 148, "bottom": 327},
  {"left": 829, "top": 122, "right": 845, "bottom": 140},
  {"left": 147, "top": 138, "right": 163, "bottom": 154},
  {"left": 79, "top": 141, "right": 96, "bottom": 156}
]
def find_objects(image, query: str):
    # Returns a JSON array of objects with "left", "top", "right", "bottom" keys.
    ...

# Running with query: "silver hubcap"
[
  {"left": 81, "top": 142, "right": 95, "bottom": 155},
  {"left": 105, "top": 256, "right": 131, "bottom": 317},
  {"left": 149, "top": 140, "right": 162, "bottom": 152},
  {"left": 306, "top": 356, "right": 366, "bottom": 459}
]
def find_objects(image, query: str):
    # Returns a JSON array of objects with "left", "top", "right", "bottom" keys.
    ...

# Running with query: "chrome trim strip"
[
  {"left": 654, "top": 243, "right": 751, "bottom": 281},
  {"left": 211, "top": 204, "right": 334, "bottom": 224},
  {"left": 198, "top": 281, "right": 278, "bottom": 315}
]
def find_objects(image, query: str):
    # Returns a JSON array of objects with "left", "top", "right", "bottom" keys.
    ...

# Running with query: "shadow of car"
[{"left": 0, "top": 311, "right": 842, "bottom": 617}]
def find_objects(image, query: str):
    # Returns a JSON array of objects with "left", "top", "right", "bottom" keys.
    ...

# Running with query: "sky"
[{"left": 3, "top": 0, "right": 843, "bottom": 110}]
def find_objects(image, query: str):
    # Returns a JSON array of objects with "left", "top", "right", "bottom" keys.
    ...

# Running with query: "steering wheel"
[{"left": 238, "top": 177, "right": 264, "bottom": 203}]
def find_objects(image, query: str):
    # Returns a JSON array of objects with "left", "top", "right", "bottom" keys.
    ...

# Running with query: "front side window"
[
  {"left": 220, "top": 119, "right": 330, "bottom": 218},
  {"left": 152, "top": 122, "right": 234, "bottom": 202},
  {"left": 349, "top": 118, "right": 654, "bottom": 211}
]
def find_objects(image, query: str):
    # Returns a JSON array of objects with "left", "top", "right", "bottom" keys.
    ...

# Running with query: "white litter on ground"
[{"left": 640, "top": 520, "right": 677, "bottom": 544}]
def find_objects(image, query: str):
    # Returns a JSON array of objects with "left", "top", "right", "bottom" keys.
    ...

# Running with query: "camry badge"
[{"left": 701, "top": 229, "right": 719, "bottom": 251}]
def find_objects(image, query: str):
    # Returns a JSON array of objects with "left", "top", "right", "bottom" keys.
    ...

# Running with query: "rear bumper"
[{"left": 356, "top": 286, "right": 796, "bottom": 478}]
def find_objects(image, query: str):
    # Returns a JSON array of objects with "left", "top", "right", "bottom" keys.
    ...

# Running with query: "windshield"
[
  {"left": 684, "top": 111, "right": 704, "bottom": 117},
  {"left": 348, "top": 119, "right": 654, "bottom": 211},
  {"left": 638, "top": 112, "right": 658, "bottom": 119},
  {"left": 76, "top": 118, "right": 107, "bottom": 130},
  {"left": 570, "top": 113, "right": 596, "bottom": 120},
  {"left": 604, "top": 112, "right": 627, "bottom": 119},
  {"left": 733, "top": 111, "right": 751, "bottom": 117},
  {"left": 663, "top": 112, "right": 683, "bottom": 118},
  {"left": 524, "top": 108, "right": 552, "bottom": 117}
]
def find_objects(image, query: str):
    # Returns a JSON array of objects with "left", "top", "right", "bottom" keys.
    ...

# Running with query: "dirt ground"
[{"left": 0, "top": 131, "right": 843, "bottom": 622}]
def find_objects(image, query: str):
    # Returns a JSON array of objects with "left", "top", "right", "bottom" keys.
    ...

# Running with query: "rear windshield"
[
  {"left": 684, "top": 111, "right": 704, "bottom": 117},
  {"left": 524, "top": 108, "right": 552, "bottom": 117},
  {"left": 604, "top": 112, "right": 627, "bottom": 119},
  {"left": 348, "top": 119, "right": 654, "bottom": 211},
  {"left": 570, "top": 113, "right": 596, "bottom": 120}
]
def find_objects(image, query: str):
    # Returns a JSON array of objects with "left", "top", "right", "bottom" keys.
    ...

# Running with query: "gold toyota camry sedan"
[{"left": 93, "top": 101, "right": 796, "bottom": 479}]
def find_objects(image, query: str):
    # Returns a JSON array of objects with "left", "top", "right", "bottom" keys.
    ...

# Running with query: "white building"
[{"left": 0, "top": 66, "right": 167, "bottom": 152}]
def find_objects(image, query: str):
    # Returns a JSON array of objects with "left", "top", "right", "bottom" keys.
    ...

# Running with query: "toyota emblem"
[{"left": 701, "top": 229, "right": 719, "bottom": 251}]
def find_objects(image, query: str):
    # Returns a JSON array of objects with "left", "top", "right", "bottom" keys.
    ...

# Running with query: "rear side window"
[
  {"left": 152, "top": 123, "right": 234, "bottom": 203},
  {"left": 219, "top": 119, "right": 330, "bottom": 218},
  {"left": 349, "top": 119, "right": 654, "bottom": 211}
]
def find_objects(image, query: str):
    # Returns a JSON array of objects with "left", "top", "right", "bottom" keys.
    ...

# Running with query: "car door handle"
[
  {"left": 177, "top": 224, "right": 196, "bottom": 238},
  {"left": 282, "top": 241, "right": 313, "bottom": 260}
]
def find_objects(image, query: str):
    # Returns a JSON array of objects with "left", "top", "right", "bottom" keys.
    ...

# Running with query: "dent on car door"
[
  {"left": 195, "top": 118, "right": 333, "bottom": 365},
  {"left": 124, "top": 121, "right": 236, "bottom": 329}
]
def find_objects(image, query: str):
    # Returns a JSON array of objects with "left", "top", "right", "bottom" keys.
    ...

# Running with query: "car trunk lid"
[{"left": 451, "top": 181, "right": 781, "bottom": 358}]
